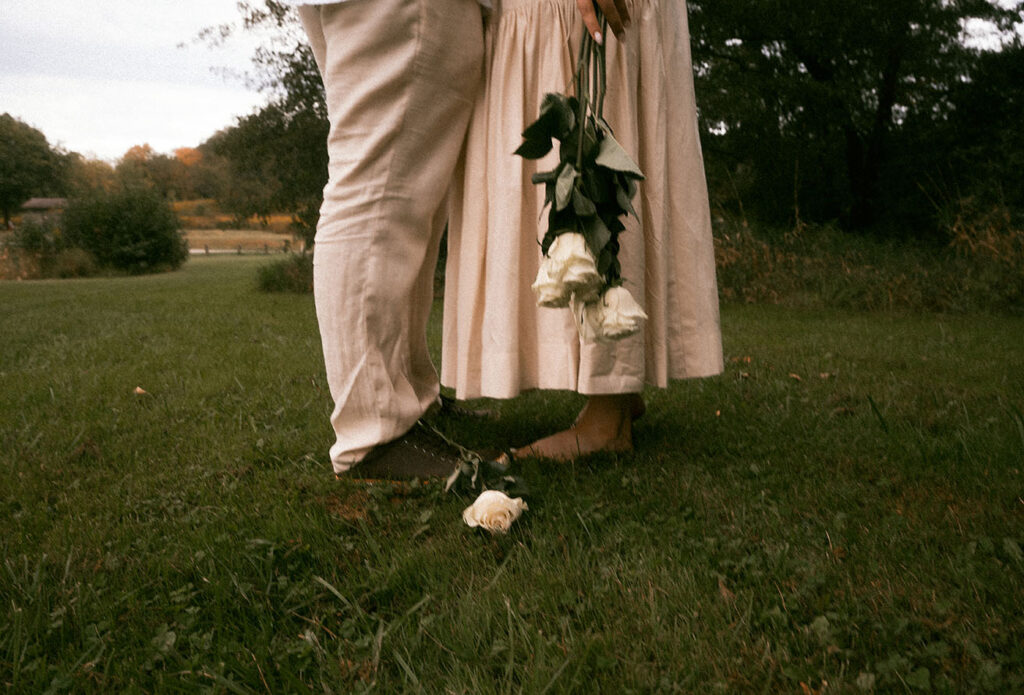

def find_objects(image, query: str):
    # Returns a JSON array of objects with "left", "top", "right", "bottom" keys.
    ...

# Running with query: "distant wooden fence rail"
[{"left": 190, "top": 240, "right": 306, "bottom": 256}]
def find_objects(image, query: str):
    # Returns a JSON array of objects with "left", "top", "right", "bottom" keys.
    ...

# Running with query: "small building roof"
[{"left": 21, "top": 198, "right": 68, "bottom": 211}]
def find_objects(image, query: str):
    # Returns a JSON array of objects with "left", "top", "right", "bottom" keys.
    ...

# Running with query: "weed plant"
[{"left": 1, "top": 256, "right": 1021, "bottom": 692}]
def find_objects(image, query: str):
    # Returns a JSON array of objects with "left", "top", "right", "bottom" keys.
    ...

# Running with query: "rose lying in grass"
[{"left": 462, "top": 490, "right": 529, "bottom": 534}]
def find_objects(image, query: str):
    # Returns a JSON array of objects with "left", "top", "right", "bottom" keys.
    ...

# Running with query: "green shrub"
[
  {"left": 63, "top": 188, "right": 188, "bottom": 274},
  {"left": 12, "top": 218, "right": 63, "bottom": 254},
  {"left": 256, "top": 253, "right": 313, "bottom": 293},
  {"left": 48, "top": 248, "right": 98, "bottom": 279},
  {"left": 2, "top": 219, "right": 98, "bottom": 280},
  {"left": 714, "top": 219, "right": 1022, "bottom": 315}
]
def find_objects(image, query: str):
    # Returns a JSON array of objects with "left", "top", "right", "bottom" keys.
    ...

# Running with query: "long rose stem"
[
  {"left": 597, "top": 15, "right": 608, "bottom": 119},
  {"left": 575, "top": 32, "right": 591, "bottom": 171}
]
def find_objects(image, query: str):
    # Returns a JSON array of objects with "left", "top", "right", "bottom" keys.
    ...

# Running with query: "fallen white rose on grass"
[{"left": 462, "top": 490, "right": 528, "bottom": 534}]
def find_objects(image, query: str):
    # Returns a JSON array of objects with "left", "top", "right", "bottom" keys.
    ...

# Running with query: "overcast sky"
[
  {"left": 2, "top": 2, "right": 1019, "bottom": 164},
  {"left": 0, "top": 1, "right": 271, "bottom": 162}
]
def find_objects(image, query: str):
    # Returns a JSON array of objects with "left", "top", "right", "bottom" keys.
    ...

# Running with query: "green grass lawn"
[{"left": 1, "top": 256, "right": 1021, "bottom": 693}]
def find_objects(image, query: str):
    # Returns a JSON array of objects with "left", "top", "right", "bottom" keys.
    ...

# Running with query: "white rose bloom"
[
  {"left": 531, "top": 256, "right": 571, "bottom": 307},
  {"left": 462, "top": 490, "right": 529, "bottom": 534},
  {"left": 598, "top": 286, "right": 647, "bottom": 339},
  {"left": 549, "top": 233, "right": 603, "bottom": 300}
]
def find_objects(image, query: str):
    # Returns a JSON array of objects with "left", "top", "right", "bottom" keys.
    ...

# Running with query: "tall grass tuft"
[
  {"left": 943, "top": 196, "right": 1023, "bottom": 311},
  {"left": 256, "top": 253, "right": 314, "bottom": 293}
]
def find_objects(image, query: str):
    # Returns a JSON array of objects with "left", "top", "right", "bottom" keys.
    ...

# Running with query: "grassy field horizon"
[{"left": 1, "top": 256, "right": 1021, "bottom": 692}]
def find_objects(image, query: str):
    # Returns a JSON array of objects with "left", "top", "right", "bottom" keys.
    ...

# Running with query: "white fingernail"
[{"left": 594, "top": 31, "right": 603, "bottom": 45}]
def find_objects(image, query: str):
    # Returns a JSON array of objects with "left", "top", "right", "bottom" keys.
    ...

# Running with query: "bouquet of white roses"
[{"left": 516, "top": 14, "right": 646, "bottom": 342}]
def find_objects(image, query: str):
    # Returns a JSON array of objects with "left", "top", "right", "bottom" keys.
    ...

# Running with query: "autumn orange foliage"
[{"left": 174, "top": 147, "right": 203, "bottom": 167}]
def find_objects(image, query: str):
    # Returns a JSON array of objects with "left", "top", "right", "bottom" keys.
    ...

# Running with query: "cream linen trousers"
[{"left": 298, "top": 0, "right": 484, "bottom": 472}]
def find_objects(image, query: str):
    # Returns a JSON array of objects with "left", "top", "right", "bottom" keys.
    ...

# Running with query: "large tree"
[
  {"left": 0, "top": 113, "right": 68, "bottom": 227},
  {"left": 199, "top": 1, "right": 327, "bottom": 244},
  {"left": 688, "top": 0, "right": 1023, "bottom": 229}
]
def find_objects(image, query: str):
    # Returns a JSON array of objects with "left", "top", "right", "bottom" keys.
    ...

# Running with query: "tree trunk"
[
  {"left": 847, "top": 39, "right": 905, "bottom": 228},
  {"left": 844, "top": 125, "right": 872, "bottom": 227}
]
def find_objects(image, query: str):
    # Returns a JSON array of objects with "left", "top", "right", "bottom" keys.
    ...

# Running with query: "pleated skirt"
[{"left": 442, "top": 0, "right": 723, "bottom": 400}]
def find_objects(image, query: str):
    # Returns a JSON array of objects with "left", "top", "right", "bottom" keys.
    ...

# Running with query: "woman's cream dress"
[{"left": 442, "top": 0, "right": 723, "bottom": 399}]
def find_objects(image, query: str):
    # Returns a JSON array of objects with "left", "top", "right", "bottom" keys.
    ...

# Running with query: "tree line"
[
  {"left": 689, "top": 0, "right": 1024, "bottom": 238},
  {"left": 3, "top": 0, "right": 1022, "bottom": 245},
  {"left": 210, "top": 0, "right": 1023, "bottom": 241}
]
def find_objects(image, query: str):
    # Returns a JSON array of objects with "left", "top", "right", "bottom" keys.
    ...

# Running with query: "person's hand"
[{"left": 576, "top": 0, "right": 630, "bottom": 44}]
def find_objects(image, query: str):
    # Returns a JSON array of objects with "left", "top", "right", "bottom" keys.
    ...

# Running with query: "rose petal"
[
  {"left": 598, "top": 286, "right": 647, "bottom": 339},
  {"left": 546, "top": 233, "right": 602, "bottom": 302},
  {"left": 531, "top": 258, "right": 571, "bottom": 307}
]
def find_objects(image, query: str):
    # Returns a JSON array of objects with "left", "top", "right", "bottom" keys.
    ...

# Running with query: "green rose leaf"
[
  {"left": 572, "top": 188, "right": 597, "bottom": 216},
  {"left": 547, "top": 202, "right": 577, "bottom": 235},
  {"left": 559, "top": 121, "right": 600, "bottom": 165},
  {"left": 616, "top": 185, "right": 638, "bottom": 218},
  {"left": 595, "top": 132, "right": 644, "bottom": 179},
  {"left": 604, "top": 214, "right": 626, "bottom": 235},
  {"left": 555, "top": 163, "right": 578, "bottom": 211},
  {"left": 582, "top": 214, "right": 611, "bottom": 258},
  {"left": 582, "top": 169, "right": 606, "bottom": 204},
  {"left": 536, "top": 164, "right": 563, "bottom": 211},
  {"left": 522, "top": 93, "right": 576, "bottom": 141},
  {"left": 515, "top": 137, "right": 553, "bottom": 160},
  {"left": 621, "top": 174, "right": 638, "bottom": 199}
]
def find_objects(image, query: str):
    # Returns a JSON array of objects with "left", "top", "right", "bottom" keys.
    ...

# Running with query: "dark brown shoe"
[
  {"left": 340, "top": 423, "right": 463, "bottom": 480},
  {"left": 439, "top": 394, "right": 497, "bottom": 420}
]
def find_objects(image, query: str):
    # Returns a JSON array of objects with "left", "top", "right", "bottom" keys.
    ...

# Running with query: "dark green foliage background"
[
  {"left": 688, "top": 0, "right": 1024, "bottom": 232},
  {"left": 0, "top": 113, "right": 70, "bottom": 227}
]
